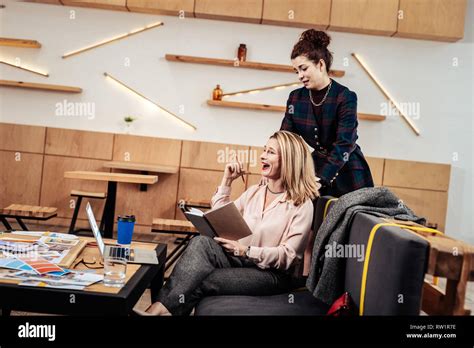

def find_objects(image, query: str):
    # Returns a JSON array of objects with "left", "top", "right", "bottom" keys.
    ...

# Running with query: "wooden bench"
[
  {"left": 152, "top": 218, "right": 197, "bottom": 234},
  {"left": 152, "top": 217, "right": 199, "bottom": 273},
  {"left": 178, "top": 199, "right": 211, "bottom": 210},
  {"left": 152, "top": 200, "right": 211, "bottom": 273},
  {"left": 0, "top": 204, "right": 57, "bottom": 231},
  {"left": 69, "top": 190, "right": 107, "bottom": 235}
]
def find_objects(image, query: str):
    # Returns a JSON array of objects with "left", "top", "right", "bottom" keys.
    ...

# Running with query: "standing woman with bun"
[{"left": 281, "top": 30, "right": 374, "bottom": 197}]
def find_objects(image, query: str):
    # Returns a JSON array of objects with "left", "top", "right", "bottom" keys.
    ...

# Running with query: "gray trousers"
[{"left": 157, "top": 235, "right": 294, "bottom": 315}]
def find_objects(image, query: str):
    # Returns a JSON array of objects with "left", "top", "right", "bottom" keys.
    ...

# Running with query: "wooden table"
[
  {"left": 382, "top": 218, "right": 474, "bottom": 315},
  {"left": 64, "top": 171, "right": 158, "bottom": 238},
  {"left": 0, "top": 234, "right": 167, "bottom": 316},
  {"left": 104, "top": 161, "right": 178, "bottom": 191}
]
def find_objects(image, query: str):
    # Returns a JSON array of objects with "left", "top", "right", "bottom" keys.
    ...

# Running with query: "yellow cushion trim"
[{"left": 323, "top": 198, "right": 338, "bottom": 219}]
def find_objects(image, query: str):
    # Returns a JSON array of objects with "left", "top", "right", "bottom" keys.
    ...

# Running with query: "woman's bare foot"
[
  {"left": 145, "top": 302, "right": 172, "bottom": 316},
  {"left": 133, "top": 302, "right": 171, "bottom": 316}
]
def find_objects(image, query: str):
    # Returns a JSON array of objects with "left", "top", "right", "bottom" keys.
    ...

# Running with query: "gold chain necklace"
[
  {"left": 267, "top": 186, "right": 284, "bottom": 195},
  {"left": 309, "top": 80, "right": 332, "bottom": 107}
]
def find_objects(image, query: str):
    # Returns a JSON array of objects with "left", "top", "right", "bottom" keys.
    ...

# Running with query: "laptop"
[{"left": 85, "top": 202, "right": 158, "bottom": 265}]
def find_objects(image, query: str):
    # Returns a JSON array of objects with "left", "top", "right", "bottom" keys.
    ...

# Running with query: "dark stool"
[{"left": 69, "top": 190, "right": 106, "bottom": 234}]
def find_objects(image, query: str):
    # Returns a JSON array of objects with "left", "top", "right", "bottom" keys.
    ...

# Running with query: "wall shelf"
[
  {"left": 0, "top": 80, "right": 82, "bottom": 93},
  {"left": 166, "top": 54, "right": 345, "bottom": 77},
  {"left": 207, "top": 99, "right": 283, "bottom": 112},
  {"left": 207, "top": 99, "right": 386, "bottom": 121},
  {"left": 0, "top": 37, "right": 41, "bottom": 48},
  {"left": 355, "top": 113, "right": 387, "bottom": 121}
]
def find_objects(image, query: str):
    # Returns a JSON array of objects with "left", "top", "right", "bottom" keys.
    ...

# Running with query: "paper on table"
[
  {"left": 19, "top": 280, "right": 85, "bottom": 291},
  {"left": 11, "top": 231, "right": 79, "bottom": 240},
  {"left": 0, "top": 258, "right": 35, "bottom": 272},
  {"left": 21, "top": 257, "right": 65, "bottom": 274},
  {"left": 0, "top": 268, "right": 29, "bottom": 280},
  {"left": 39, "top": 236, "right": 79, "bottom": 246},
  {"left": 0, "top": 240, "right": 37, "bottom": 253},
  {"left": 16, "top": 270, "right": 103, "bottom": 287}
]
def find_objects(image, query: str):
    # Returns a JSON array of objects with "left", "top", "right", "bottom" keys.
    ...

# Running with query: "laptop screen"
[{"left": 86, "top": 202, "right": 105, "bottom": 256}]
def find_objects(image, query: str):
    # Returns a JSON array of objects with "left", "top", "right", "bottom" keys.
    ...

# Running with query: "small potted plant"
[{"left": 123, "top": 115, "right": 137, "bottom": 133}]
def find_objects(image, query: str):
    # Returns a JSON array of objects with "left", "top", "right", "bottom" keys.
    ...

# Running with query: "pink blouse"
[{"left": 211, "top": 184, "right": 314, "bottom": 272}]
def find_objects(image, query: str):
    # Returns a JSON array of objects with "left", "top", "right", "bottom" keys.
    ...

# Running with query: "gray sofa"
[{"left": 195, "top": 196, "right": 430, "bottom": 316}]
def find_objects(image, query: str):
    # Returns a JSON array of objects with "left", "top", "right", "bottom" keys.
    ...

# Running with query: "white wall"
[{"left": 1, "top": 0, "right": 473, "bottom": 242}]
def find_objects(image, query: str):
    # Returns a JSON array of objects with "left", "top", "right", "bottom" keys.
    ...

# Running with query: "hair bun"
[{"left": 300, "top": 29, "right": 331, "bottom": 48}]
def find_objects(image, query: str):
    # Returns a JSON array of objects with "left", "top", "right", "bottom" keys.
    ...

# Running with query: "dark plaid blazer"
[{"left": 280, "top": 79, "right": 373, "bottom": 197}]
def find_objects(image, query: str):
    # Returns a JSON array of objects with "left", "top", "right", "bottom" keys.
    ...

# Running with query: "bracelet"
[{"left": 245, "top": 246, "right": 251, "bottom": 258}]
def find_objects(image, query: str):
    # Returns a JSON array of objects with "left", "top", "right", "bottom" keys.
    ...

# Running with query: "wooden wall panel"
[
  {"left": 181, "top": 140, "right": 250, "bottom": 171},
  {"left": 388, "top": 187, "right": 448, "bottom": 232},
  {"left": 26, "top": 0, "right": 467, "bottom": 42},
  {"left": 248, "top": 146, "right": 264, "bottom": 174},
  {"left": 329, "top": 0, "right": 399, "bottom": 36},
  {"left": 0, "top": 123, "right": 453, "bottom": 236},
  {"left": 113, "top": 134, "right": 181, "bottom": 166},
  {"left": 262, "top": 0, "right": 331, "bottom": 29},
  {"left": 40, "top": 155, "right": 109, "bottom": 220},
  {"left": 366, "top": 157, "right": 384, "bottom": 186},
  {"left": 114, "top": 171, "right": 179, "bottom": 226},
  {"left": 175, "top": 168, "right": 246, "bottom": 220},
  {"left": 249, "top": 149, "right": 385, "bottom": 186},
  {"left": 45, "top": 128, "right": 114, "bottom": 160},
  {"left": 37, "top": 216, "right": 153, "bottom": 233},
  {"left": 126, "top": 0, "right": 195, "bottom": 16},
  {"left": 0, "top": 123, "right": 46, "bottom": 153},
  {"left": 395, "top": 0, "right": 467, "bottom": 42},
  {"left": 194, "top": 0, "right": 263, "bottom": 23},
  {"left": 61, "top": 0, "right": 128, "bottom": 11},
  {"left": 383, "top": 159, "right": 450, "bottom": 191},
  {"left": 27, "top": 0, "right": 62, "bottom": 4},
  {"left": 0, "top": 150, "right": 43, "bottom": 209},
  {"left": 246, "top": 173, "right": 262, "bottom": 188}
]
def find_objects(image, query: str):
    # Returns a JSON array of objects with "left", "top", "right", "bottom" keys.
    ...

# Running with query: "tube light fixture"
[
  {"left": 351, "top": 52, "right": 420, "bottom": 136},
  {"left": 63, "top": 22, "right": 163, "bottom": 59},
  {"left": 222, "top": 81, "right": 301, "bottom": 98},
  {"left": 0, "top": 59, "right": 49, "bottom": 77},
  {"left": 104, "top": 72, "right": 196, "bottom": 131}
]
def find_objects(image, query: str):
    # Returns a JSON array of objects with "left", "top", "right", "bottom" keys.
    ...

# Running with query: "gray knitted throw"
[{"left": 306, "top": 186, "right": 426, "bottom": 306}]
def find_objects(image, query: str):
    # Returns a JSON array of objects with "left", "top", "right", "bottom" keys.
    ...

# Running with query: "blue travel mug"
[{"left": 117, "top": 215, "right": 136, "bottom": 247}]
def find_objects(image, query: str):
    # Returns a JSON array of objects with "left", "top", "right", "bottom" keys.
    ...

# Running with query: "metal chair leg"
[
  {"left": 165, "top": 235, "right": 194, "bottom": 272},
  {"left": 15, "top": 218, "right": 28, "bottom": 231},
  {"left": 0, "top": 217, "right": 13, "bottom": 231},
  {"left": 68, "top": 196, "right": 83, "bottom": 234}
]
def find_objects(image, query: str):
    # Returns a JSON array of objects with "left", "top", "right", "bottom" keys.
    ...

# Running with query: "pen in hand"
[{"left": 230, "top": 153, "right": 247, "bottom": 185}]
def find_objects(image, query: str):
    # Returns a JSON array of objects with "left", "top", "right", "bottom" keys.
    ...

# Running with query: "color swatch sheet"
[{"left": 0, "top": 258, "right": 64, "bottom": 274}]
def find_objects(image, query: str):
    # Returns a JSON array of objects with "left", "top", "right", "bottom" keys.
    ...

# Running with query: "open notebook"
[{"left": 183, "top": 202, "right": 252, "bottom": 240}]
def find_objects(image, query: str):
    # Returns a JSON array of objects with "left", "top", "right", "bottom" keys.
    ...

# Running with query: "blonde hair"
[{"left": 270, "top": 130, "right": 320, "bottom": 205}]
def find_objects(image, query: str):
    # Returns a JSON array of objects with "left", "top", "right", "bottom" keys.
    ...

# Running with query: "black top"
[{"left": 310, "top": 83, "right": 330, "bottom": 105}]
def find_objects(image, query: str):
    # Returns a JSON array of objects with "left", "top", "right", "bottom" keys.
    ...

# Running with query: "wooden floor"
[{"left": 3, "top": 221, "right": 474, "bottom": 316}]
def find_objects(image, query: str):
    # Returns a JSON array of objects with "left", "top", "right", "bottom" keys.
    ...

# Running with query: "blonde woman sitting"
[{"left": 135, "top": 130, "right": 320, "bottom": 316}]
